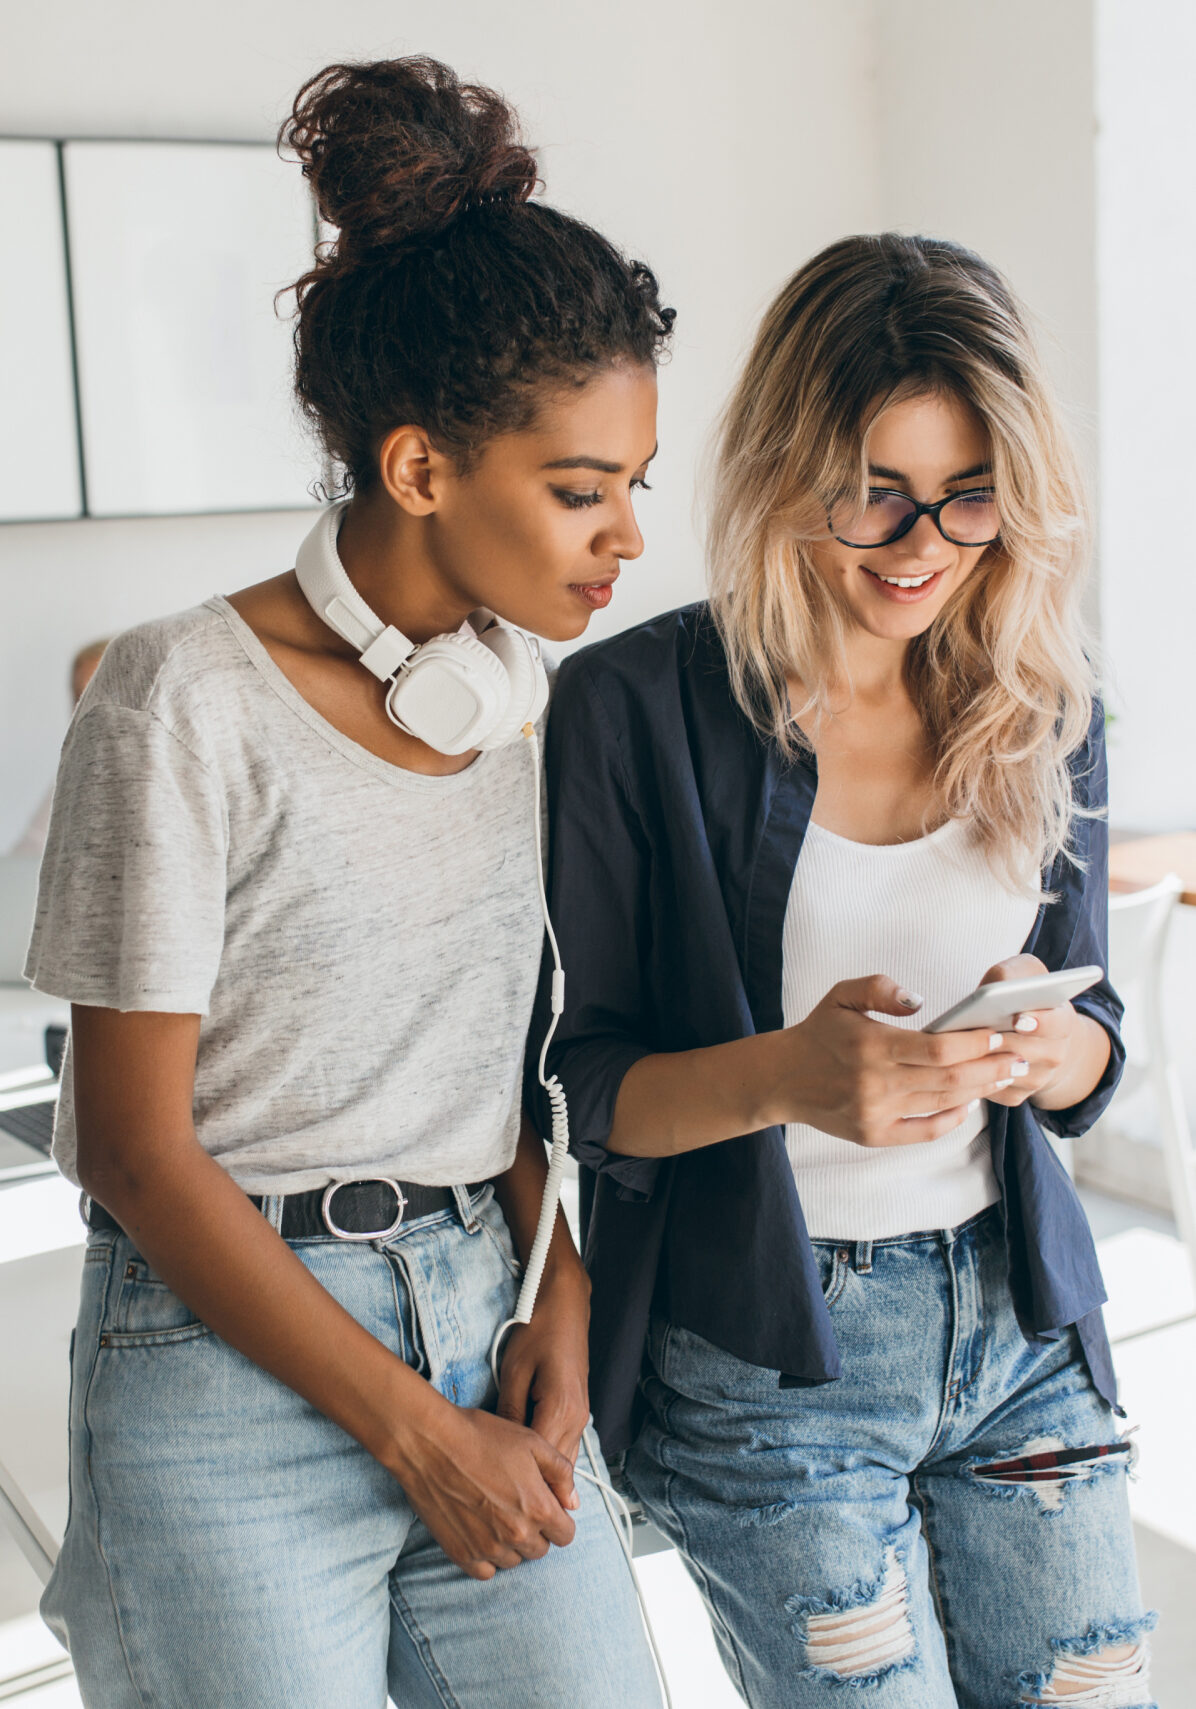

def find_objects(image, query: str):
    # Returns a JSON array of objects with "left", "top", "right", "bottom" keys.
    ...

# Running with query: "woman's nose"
[
  {"left": 895, "top": 513, "right": 952, "bottom": 563},
  {"left": 601, "top": 500, "right": 645, "bottom": 563}
]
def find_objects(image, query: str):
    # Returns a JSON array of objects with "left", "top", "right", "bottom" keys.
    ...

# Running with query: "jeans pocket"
[{"left": 104, "top": 1249, "right": 212, "bottom": 1346}]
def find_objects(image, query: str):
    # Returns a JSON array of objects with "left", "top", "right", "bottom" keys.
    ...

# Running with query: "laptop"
[
  {"left": 0, "top": 1023, "right": 64, "bottom": 1175},
  {"left": 0, "top": 854, "right": 40, "bottom": 985}
]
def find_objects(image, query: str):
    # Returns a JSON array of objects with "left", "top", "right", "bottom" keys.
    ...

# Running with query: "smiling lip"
[
  {"left": 860, "top": 564, "right": 945, "bottom": 603},
  {"left": 570, "top": 577, "right": 617, "bottom": 610}
]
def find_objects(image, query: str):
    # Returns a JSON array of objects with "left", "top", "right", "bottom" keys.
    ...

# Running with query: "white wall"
[
  {"left": 0, "top": 0, "right": 879, "bottom": 847},
  {"left": 872, "top": 0, "right": 1100, "bottom": 601},
  {"left": 1096, "top": 0, "right": 1196, "bottom": 830}
]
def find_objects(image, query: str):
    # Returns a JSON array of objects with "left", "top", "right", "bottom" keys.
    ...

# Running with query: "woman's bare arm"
[
  {"left": 71, "top": 1004, "right": 577, "bottom": 1579},
  {"left": 607, "top": 975, "right": 1028, "bottom": 1158}
]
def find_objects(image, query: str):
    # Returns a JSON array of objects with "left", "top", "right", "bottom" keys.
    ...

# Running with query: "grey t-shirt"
[{"left": 25, "top": 598, "right": 547, "bottom": 1194}]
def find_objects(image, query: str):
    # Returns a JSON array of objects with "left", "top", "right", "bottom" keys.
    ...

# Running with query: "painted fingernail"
[
  {"left": 1010, "top": 1059, "right": 1030, "bottom": 1078},
  {"left": 994, "top": 1078, "right": 1014, "bottom": 1090},
  {"left": 988, "top": 1033, "right": 1003, "bottom": 1051},
  {"left": 1015, "top": 1015, "right": 1038, "bottom": 1033},
  {"left": 967, "top": 1099, "right": 980, "bottom": 1113},
  {"left": 897, "top": 989, "right": 923, "bottom": 1009}
]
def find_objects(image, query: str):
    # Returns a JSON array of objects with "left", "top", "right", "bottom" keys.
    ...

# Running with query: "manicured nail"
[
  {"left": 988, "top": 1033, "right": 1003, "bottom": 1052},
  {"left": 897, "top": 989, "right": 923, "bottom": 1009},
  {"left": 994, "top": 1078, "right": 1014, "bottom": 1090},
  {"left": 568, "top": 1491, "right": 580, "bottom": 1509},
  {"left": 1015, "top": 1015, "right": 1038, "bottom": 1033},
  {"left": 1010, "top": 1059, "right": 1030, "bottom": 1078},
  {"left": 967, "top": 1099, "right": 980, "bottom": 1113}
]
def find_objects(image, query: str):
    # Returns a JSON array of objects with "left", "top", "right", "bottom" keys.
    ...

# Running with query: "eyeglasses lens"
[
  {"left": 830, "top": 492, "right": 916, "bottom": 545},
  {"left": 939, "top": 492, "right": 999, "bottom": 544}
]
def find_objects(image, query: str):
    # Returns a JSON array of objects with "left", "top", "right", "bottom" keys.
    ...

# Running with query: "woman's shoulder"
[
  {"left": 558, "top": 601, "right": 722, "bottom": 707},
  {"left": 72, "top": 600, "right": 256, "bottom": 771},
  {"left": 82, "top": 601, "right": 240, "bottom": 717}
]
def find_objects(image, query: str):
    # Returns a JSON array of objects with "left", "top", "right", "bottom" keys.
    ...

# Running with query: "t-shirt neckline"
[
  {"left": 805, "top": 816, "right": 963, "bottom": 854},
  {"left": 207, "top": 595, "right": 493, "bottom": 793}
]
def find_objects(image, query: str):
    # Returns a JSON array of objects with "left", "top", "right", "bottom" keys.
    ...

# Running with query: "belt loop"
[
  {"left": 259, "top": 1194, "right": 286, "bottom": 1233},
  {"left": 854, "top": 1239, "right": 873, "bottom": 1275},
  {"left": 453, "top": 1183, "right": 481, "bottom": 1233}
]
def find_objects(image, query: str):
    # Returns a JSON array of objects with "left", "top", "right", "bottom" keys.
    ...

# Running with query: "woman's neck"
[
  {"left": 335, "top": 491, "right": 473, "bottom": 647},
  {"left": 820, "top": 630, "right": 913, "bottom": 717}
]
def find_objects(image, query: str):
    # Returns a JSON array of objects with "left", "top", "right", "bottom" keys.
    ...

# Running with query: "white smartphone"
[{"left": 925, "top": 966, "right": 1104, "bottom": 1034}]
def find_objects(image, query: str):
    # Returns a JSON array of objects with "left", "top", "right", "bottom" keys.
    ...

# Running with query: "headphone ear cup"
[
  {"left": 472, "top": 624, "right": 549, "bottom": 750},
  {"left": 385, "top": 632, "right": 511, "bottom": 755}
]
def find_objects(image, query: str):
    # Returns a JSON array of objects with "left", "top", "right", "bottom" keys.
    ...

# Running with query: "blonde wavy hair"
[{"left": 707, "top": 233, "right": 1097, "bottom": 883}]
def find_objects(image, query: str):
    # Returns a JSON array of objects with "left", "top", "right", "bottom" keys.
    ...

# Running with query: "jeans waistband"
[
  {"left": 810, "top": 1202, "right": 1004, "bottom": 1272},
  {"left": 86, "top": 1177, "right": 491, "bottom": 1243}
]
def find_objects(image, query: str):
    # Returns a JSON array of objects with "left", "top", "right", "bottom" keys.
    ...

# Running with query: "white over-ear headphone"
[{"left": 294, "top": 500, "right": 550, "bottom": 757}]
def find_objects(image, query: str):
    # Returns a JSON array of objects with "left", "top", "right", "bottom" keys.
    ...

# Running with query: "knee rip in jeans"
[
  {"left": 968, "top": 1434, "right": 1135, "bottom": 1514},
  {"left": 786, "top": 1546, "right": 916, "bottom": 1684},
  {"left": 1017, "top": 1614, "right": 1158, "bottom": 1706}
]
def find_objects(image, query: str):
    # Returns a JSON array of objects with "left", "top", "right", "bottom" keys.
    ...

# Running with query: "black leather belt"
[{"left": 86, "top": 1177, "right": 490, "bottom": 1242}]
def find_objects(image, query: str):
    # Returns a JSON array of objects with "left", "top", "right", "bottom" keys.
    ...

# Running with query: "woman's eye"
[
  {"left": 553, "top": 488, "right": 603, "bottom": 510},
  {"left": 631, "top": 478, "right": 653, "bottom": 493}
]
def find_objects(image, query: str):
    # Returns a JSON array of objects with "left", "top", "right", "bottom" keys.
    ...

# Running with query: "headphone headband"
[{"left": 292, "top": 502, "right": 548, "bottom": 755}]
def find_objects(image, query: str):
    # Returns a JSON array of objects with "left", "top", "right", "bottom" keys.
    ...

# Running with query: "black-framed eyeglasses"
[{"left": 830, "top": 487, "right": 1001, "bottom": 549}]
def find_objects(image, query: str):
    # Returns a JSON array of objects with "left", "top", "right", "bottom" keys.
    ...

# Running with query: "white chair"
[{"left": 1107, "top": 875, "right": 1196, "bottom": 1292}]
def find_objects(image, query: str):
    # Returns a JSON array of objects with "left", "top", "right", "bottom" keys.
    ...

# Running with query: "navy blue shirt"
[{"left": 537, "top": 603, "right": 1125, "bottom": 1455}]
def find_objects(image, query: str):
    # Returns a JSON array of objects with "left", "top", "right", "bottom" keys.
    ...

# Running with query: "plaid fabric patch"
[{"left": 973, "top": 1441, "right": 1132, "bottom": 1484}]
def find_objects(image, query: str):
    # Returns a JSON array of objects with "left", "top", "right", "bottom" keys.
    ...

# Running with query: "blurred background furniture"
[{"left": 1105, "top": 872, "right": 1196, "bottom": 1295}]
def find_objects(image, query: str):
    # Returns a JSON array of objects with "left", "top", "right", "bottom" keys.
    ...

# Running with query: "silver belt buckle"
[{"left": 321, "top": 1178, "right": 408, "bottom": 1242}]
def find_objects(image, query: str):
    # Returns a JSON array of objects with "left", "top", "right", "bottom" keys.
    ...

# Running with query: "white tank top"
[{"left": 781, "top": 817, "right": 1039, "bottom": 1240}]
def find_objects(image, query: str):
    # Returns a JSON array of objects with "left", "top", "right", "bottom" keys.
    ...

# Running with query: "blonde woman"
[{"left": 537, "top": 236, "right": 1152, "bottom": 1708}]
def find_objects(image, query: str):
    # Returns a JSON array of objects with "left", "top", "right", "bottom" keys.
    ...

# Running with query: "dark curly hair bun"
[
  {"left": 282, "top": 55, "right": 674, "bottom": 491},
  {"left": 282, "top": 57, "right": 539, "bottom": 254}
]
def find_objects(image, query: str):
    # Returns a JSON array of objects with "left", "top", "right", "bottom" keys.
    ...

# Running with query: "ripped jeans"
[{"left": 627, "top": 1206, "right": 1155, "bottom": 1708}]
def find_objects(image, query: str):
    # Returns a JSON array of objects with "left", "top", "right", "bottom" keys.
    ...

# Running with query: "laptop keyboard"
[{"left": 0, "top": 1100, "right": 56, "bottom": 1156}]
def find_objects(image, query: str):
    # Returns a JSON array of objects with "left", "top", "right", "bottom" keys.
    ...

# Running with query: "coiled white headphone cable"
[{"left": 487, "top": 725, "right": 673, "bottom": 1709}]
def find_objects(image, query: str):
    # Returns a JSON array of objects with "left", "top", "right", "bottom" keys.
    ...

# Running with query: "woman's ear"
[{"left": 377, "top": 425, "right": 455, "bottom": 516}]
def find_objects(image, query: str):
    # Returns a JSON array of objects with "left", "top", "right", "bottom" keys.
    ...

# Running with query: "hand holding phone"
[
  {"left": 926, "top": 966, "right": 1103, "bottom": 1034},
  {"left": 930, "top": 956, "right": 1110, "bottom": 1113}
]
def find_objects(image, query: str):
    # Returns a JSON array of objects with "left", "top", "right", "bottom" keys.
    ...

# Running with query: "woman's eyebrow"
[
  {"left": 541, "top": 443, "right": 659, "bottom": 474},
  {"left": 866, "top": 461, "right": 992, "bottom": 484},
  {"left": 542, "top": 456, "right": 623, "bottom": 472}
]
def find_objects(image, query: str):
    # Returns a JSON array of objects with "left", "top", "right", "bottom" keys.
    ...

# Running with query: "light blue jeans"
[
  {"left": 628, "top": 1206, "right": 1154, "bottom": 1709},
  {"left": 44, "top": 1185, "right": 661, "bottom": 1708}
]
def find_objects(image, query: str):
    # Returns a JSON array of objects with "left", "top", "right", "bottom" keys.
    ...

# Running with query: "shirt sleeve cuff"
[{"left": 1033, "top": 996, "right": 1126, "bottom": 1138}]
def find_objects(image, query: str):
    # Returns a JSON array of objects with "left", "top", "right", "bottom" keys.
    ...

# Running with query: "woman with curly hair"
[
  {"left": 28, "top": 55, "right": 667, "bottom": 1708},
  {"left": 540, "top": 235, "right": 1151, "bottom": 1707}
]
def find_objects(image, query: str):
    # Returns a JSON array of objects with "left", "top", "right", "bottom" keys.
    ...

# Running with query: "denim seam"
[
  {"left": 656, "top": 1371, "right": 754, "bottom": 1707},
  {"left": 910, "top": 1469, "right": 958, "bottom": 1685},
  {"left": 387, "top": 1579, "right": 463, "bottom": 1709},
  {"left": 396, "top": 1240, "right": 443, "bottom": 1389},
  {"left": 384, "top": 1249, "right": 415, "bottom": 1370},
  {"left": 581, "top": 1426, "right": 649, "bottom": 1613},
  {"left": 79, "top": 1241, "right": 152, "bottom": 1709},
  {"left": 924, "top": 1240, "right": 966, "bottom": 1461}
]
